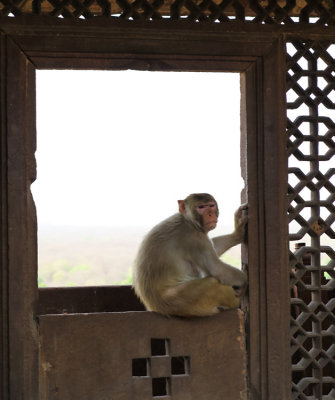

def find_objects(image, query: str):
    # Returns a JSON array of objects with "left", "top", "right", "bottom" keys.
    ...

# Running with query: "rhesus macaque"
[{"left": 133, "top": 193, "right": 247, "bottom": 318}]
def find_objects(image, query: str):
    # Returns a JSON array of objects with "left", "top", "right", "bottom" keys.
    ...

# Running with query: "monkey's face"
[
  {"left": 178, "top": 194, "right": 219, "bottom": 233},
  {"left": 195, "top": 201, "right": 218, "bottom": 233}
]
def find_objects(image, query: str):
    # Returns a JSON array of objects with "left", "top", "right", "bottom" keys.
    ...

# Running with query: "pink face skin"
[{"left": 195, "top": 202, "right": 218, "bottom": 233}]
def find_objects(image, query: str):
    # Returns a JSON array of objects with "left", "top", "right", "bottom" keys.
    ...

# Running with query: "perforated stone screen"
[
  {"left": 2, "top": 0, "right": 335, "bottom": 23},
  {"left": 287, "top": 40, "right": 335, "bottom": 399}
]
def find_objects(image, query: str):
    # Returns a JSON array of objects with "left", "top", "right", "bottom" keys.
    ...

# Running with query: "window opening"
[{"left": 33, "top": 70, "right": 242, "bottom": 287}]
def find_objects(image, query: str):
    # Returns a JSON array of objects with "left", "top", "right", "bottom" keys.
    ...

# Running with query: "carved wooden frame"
[{"left": 0, "top": 18, "right": 289, "bottom": 399}]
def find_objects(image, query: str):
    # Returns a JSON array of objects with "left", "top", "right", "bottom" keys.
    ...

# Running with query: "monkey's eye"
[{"left": 196, "top": 203, "right": 217, "bottom": 214}]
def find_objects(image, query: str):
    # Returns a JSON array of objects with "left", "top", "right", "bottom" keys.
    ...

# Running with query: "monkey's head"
[{"left": 178, "top": 193, "right": 219, "bottom": 233}]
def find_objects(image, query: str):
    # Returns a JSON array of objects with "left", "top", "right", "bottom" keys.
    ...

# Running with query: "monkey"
[{"left": 132, "top": 193, "right": 247, "bottom": 318}]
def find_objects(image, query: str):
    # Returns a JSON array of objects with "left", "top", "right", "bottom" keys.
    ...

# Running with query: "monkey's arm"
[
  {"left": 195, "top": 240, "right": 247, "bottom": 288},
  {"left": 212, "top": 233, "right": 241, "bottom": 257},
  {"left": 203, "top": 253, "right": 247, "bottom": 288},
  {"left": 212, "top": 203, "right": 248, "bottom": 256}
]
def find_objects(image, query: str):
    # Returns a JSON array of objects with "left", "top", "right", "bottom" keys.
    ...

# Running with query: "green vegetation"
[
  {"left": 220, "top": 253, "right": 240, "bottom": 267},
  {"left": 113, "top": 269, "right": 133, "bottom": 285},
  {"left": 38, "top": 259, "right": 111, "bottom": 287},
  {"left": 39, "top": 256, "right": 242, "bottom": 287},
  {"left": 38, "top": 276, "right": 47, "bottom": 287}
]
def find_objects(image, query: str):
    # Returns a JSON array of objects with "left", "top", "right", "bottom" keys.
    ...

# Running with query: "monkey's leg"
[{"left": 163, "top": 277, "right": 240, "bottom": 317}]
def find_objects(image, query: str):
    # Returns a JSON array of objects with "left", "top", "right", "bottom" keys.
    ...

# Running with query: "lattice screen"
[
  {"left": 2, "top": 0, "right": 335, "bottom": 22},
  {"left": 287, "top": 40, "right": 335, "bottom": 399}
]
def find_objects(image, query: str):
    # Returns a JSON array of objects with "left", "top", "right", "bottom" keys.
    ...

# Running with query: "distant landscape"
[
  {"left": 38, "top": 224, "right": 335, "bottom": 287},
  {"left": 38, "top": 225, "right": 242, "bottom": 287}
]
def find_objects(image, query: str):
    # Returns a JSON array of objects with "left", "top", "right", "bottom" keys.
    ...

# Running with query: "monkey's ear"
[{"left": 178, "top": 200, "right": 186, "bottom": 214}]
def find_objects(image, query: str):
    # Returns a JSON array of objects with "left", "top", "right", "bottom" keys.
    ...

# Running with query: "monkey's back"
[{"left": 133, "top": 213, "right": 203, "bottom": 311}]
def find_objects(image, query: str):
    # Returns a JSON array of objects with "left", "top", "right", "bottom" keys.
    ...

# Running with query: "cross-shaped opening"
[
  {"left": 151, "top": 338, "right": 170, "bottom": 356},
  {"left": 152, "top": 377, "right": 171, "bottom": 397},
  {"left": 171, "top": 356, "right": 190, "bottom": 375}
]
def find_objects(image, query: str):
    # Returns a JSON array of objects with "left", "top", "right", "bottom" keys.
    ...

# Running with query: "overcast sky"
[{"left": 32, "top": 70, "right": 242, "bottom": 231}]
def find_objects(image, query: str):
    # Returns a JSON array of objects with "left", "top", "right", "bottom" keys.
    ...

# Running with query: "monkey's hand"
[
  {"left": 233, "top": 203, "right": 248, "bottom": 242},
  {"left": 212, "top": 204, "right": 248, "bottom": 255}
]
